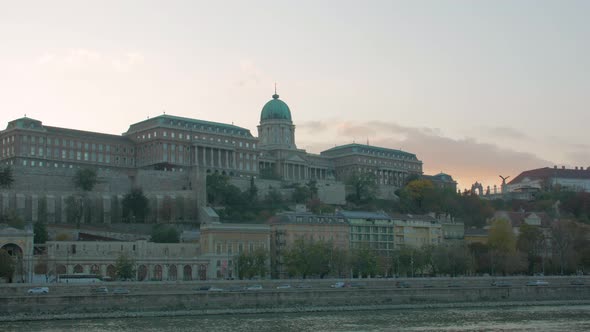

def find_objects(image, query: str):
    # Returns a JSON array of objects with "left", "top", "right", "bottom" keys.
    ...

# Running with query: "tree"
[
  {"left": 150, "top": 224, "right": 180, "bottom": 243},
  {"left": 34, "top": 221, "right": 48, "bottom": 244},
  {"left": 237, "top": 247, "right": 268, "bottom": 279},
  {"left": 1, "top": 210, "right": 24, "bottom": 229},
  {"left": 488, "top": 218, "right": 517, "bottom": 275},
  {"left": 551, "top": 220, "right": 578, "bottom": 275},
  {"left": 350, "top": 247, "right": 378, "bottom": 278},
  {"left": 517, "top": 224, "right": 544, "bottom": 274},
  {"left": 64, "top": 195, "right": 83, "bottom": 225},
  {"left": 0, "top": 166, "right": 14, "bottom": 189},
  {"left": 403, "top": 179, "right": 435, "bottom": 211},
  {"left": 0, "top": 249, "right": 15, "bottom": 282},
  {"left": 346, "top": 171, "right": 377, "bottom": 204},
  {"left": 292, "top": 183, "right": 311, "bottom": 204},
  {"left": 73, "top": 168, "right": 98, "bottom": 192},
  {"left": 115, "top": 253, "right": 136, "bottom": 280},
  {"left": 122, "top": 187, "right": 149, "bottom": 223}
]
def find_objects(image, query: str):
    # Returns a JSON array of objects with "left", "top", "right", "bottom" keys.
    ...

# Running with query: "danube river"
[{"left": 4, "top": 305, "right": 590, "bottom": 332}]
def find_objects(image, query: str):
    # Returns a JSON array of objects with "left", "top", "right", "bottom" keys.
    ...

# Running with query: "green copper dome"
[{"left": 260, "top": 93, "right": 292, "bottom": 121}]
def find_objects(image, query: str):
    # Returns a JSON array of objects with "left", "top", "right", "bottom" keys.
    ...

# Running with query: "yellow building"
[
  {"left": 200, "top": 223, "right": 270, "bottom": 279},
  {"left": 390, "top": 213, "right": 442, "bottom": 248}
]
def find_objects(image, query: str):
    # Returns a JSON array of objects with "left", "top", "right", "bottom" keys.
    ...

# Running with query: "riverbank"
[{"left": 3, "top": 299, "right": 590, "bottom": 323}]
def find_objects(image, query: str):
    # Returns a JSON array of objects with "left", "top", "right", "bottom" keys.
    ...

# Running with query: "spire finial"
[{"left": 272, "top": 82, "right": 279, "bottom": 99}]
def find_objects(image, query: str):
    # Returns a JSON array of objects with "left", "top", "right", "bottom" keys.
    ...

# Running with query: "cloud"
[
  {"left": 35, "top": 49, "right": 145, "bottom": 72},
  {"left": 483, "top": 126, "right": 528, "bottom": 140},
  {"left": 297, "top": 119, "right": 553, "bottom": 190},
  {"left": 298, "top": 121, "right": 328, "bottom": 133},
  {"left": 236, "top": 59, "right": 264, "bottom": 87}
]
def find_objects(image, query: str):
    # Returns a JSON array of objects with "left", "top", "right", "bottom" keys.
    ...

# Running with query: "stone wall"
[
  {"left": 1, "top": 278, "right": 589, "bottom": 316},
  {"left": 0, "top": 191, "right": 200, "bottom": 224},
  {"left": 230, "top": 178, "right": 345, "bottom": 205}
]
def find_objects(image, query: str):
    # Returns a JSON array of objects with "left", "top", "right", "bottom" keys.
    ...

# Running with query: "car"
[
  {"left": 396, "top": 281, "right": 411, "bottom": 288},
  {"left": 570, "top": 279, "right": 585, "bottom": 286},
  {"left": 228, "top": 286, "right": 243, "bottom": 292},
  {"left": 423, "top": 284, "right": 435, "bottom": 288},
  {"left": 27, "top": 287, "right": 49, "bottom": 294},
  {"left": 331, "top": 281, "right": 347, "bottom": 288},
  {"left": 447, "top": 282, "right": 462, "bottom": 288},
  {"left": 208, "top": 287, "right": 224, "bottom": 292},
  {"left": 526, "top": 280, "right": 549, "bottom": 286},
  {"left": 92, "top": 286, "right": 109, "bottom": 294},
  {"left": 112, "top": 287, "right": 130, "bottom": 294},
  {"left": 491, "top": 281, "right": 512, "bottom": 287},
  {"left": 276, "top": 284, "right": 291, "bottom": 289},
  {"left": 245, "top": 284, "right": 263, "bottom": 291},
  {"left": 196, "top": 286, "right": 211, "bottom": 291}
]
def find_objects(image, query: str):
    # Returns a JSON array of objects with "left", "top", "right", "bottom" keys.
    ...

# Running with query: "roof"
[
  {"left": 126, "top": 114, "right": 254, "bottom": 137},
  {"left": 388, "top": 213, "right": 437, "bottom": 222},
  {"left": 338, "top": 210, "right": 391, "bottom": 220},
  {"left": 423, "top": 173, "right": 456, "bottom": 183},
  {"left": 509, "top": 167, "right": 590, "bottom": 185},
  {"left": 320, "top": 143, "right": 417, "bottom": 159},
  {"left": 492, "top": 211, "right": 554, "bottom": 228},
  {"left": 260, "top": 94, "right": 292, "bottom": 121}
]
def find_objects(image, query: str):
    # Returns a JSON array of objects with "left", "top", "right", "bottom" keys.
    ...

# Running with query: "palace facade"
[{"left": 0, "top": 91, "right": 423, "bottom": 188}]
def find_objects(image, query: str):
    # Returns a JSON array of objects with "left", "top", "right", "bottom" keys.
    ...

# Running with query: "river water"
[{"left": 4, "top": 305, "right": 590, "bottom": 332}]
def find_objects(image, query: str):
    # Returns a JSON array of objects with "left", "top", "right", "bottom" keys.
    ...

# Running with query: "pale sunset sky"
[{"left": 1, "top": 1, "right": 588, "bottom": 191}]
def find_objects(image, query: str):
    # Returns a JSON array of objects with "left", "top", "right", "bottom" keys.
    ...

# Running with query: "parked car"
[
  {"left": 447, "top": 282, "right": 462, "bottom": 288},
  {"left": 112, "top": 287, "right": 130, "bottom": 294},
  {"left": 208, "top": 287, "right": 224, "bottom": 292},
  {"left": 27, "top": 287, "right": 49, "bottom": 294},
  {"left": 196, "top": 286, "right": 211, "bottom": 291},
  {"left": 276, "top": 284, "right": 291, "bottom": 289},
  {"left": 228, "top": 286, "right": 243, "bottom": 292},
  {"left": 570, "top": 279, "right": 585, "bottom": 286},
  {"left": 245, "top": 284, "right": 263, "bottom": 291},
  {"left": 92, "top": 286, "right": 109, "bottom": 294},
  {"left": 396, "top": 281, "right": 411, "bottom": 288},
  {"left": 491, "top": 281, "right": 512, "bottom": 287},
  {"left": 331, "top": 281, "right": 347, "bottom": 288},
  {"left": 526, "top": 280, "right": 549, "bottom": 286}
]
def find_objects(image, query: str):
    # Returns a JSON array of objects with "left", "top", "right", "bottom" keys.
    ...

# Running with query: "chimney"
[
  {"left": 554, "top": 165, "right": 557, "bottom": 169},
  {"left": 562, "top": 166, "right": 566, "bottom": 169},
  {"left": 575, "top": 166, "right": 578, "bottom": 170}
]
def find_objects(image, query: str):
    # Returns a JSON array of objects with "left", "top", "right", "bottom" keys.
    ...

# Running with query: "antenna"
[{"left": 274, "top": 82, "right": 277, "bottom": 95}]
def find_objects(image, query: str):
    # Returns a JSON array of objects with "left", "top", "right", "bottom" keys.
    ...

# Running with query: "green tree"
[
  {"left": 0, "top": 249, "right": 15, "bottom": 282},
  {"left": 350, "top": 246, "right": 378, "bottom": 278},
  {"left": 346, "top": 171, "right": 377, "bottom": 204},
  {"left": 122, "top": 187, "right": 149, "bottom": 223},
  {"left": 73, "top": 168, "right": 98, "bottom": 192},
  {"left": 150, "top": 224, "right": 180, "bottom": 243},
  {"left": 517, "top": 224, "right": 544, "bottom": 274},
  {"left": 403, "top": 179, "right": 435, "bottom": 211},
  {"left": 237, "top": 247, "right": 268, "bottom": 279},
  {"left": 0, "top": 166, "right": 14, "bottom": 189},
  {"left": 292, "top": 183, "right": 311, "bottom": 204},
  {"left": 488, "top": 218, "right": 517, "bottom": 275},
  {"left": 64, "top": 195, "right": 83, "bottom": 225},
  {"left": 115, "top": 253, "right": 136, "bottom": 280},
  {"left": 1, "top": 210, "right": 25, "bottom": 229},
  {"left": 33, "top": 221, "right": 48, "bottom": 244}
]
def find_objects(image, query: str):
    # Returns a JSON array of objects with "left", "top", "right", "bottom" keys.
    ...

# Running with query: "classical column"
[
  {"left": 202, "top": 147, "right": 206, "bottom": 167},
  {"left": 225, "top": 150, "right": 229, "bottom": 169},
  {"left": 217, "top": 149, "right": 221, "bottom": 168},
  {"left": 210, "top": 147, "right": 214, "bottom": 167},
  {"left": 194, "top": 145, "right": 199, "bottom": 166}
]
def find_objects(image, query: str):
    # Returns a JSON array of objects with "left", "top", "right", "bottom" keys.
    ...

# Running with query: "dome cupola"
[{"left": 260, "top": 93, "right": 292, "bottom": 122}]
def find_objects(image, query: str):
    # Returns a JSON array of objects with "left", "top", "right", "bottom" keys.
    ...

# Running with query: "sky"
[{"left": 1, "top": 0, "right": 589, "bottom": 191}]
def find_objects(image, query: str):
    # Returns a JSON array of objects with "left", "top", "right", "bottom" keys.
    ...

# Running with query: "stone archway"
[
  {"left": 154, "top": 265, "right": 163, "bottom": 281},
  {"left": 198, "top": 264, "right": 207, "bottom": 280},
  {"left": 90, "top": 264, "right": 100, "bottom": 275},
  {"left": 0, "top": 243, "right": 23, "bottom": 282},
  {"left": 56, "top": 264, "right": 66, "bottom": 275},
  {"left": 138, "top": 265, "right": 147, "bottom": 281},
  {"left": 183, "top": 265, "right": 192, "bottom": 281},
  {"left": 168, "top": 265, "right": 177, "bottom": 281},
  {"left": 73, "top": 264, "right": 83, "bottom": 273}
]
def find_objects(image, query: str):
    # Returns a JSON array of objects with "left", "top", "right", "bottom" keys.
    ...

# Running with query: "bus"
[{"left": 57, "top": 274, "right": 103, "bottom": 284}]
